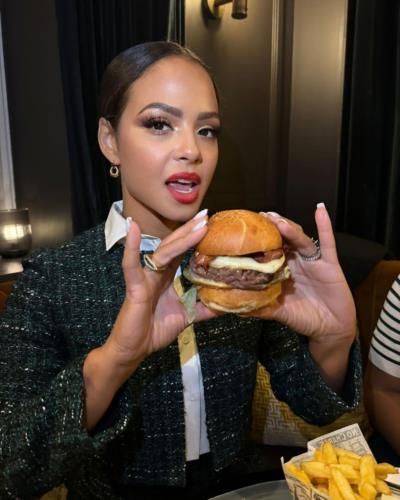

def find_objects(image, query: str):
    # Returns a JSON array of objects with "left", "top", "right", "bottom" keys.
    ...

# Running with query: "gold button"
[{"left": 182, "top": 335, "right": 191, "bottom": 345}]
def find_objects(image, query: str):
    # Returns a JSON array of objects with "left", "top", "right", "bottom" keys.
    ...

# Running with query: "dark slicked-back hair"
[{"left": 99, "top": 41, "right": 218, "bottom": 130}]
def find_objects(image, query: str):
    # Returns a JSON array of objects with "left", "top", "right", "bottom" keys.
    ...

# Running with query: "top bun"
[{"left": 197, "top": 209, "right": 282, "bottom": 256}]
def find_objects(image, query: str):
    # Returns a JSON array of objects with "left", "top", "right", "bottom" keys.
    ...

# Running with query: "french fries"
[
  {"left": 285, "top": 462, "right": 312, "bottom": 487},
  {"left": 284, "top": 444, "right": 397, "bottom": 500}
]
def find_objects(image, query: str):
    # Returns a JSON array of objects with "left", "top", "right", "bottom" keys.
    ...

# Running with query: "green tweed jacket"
[{"left": 0, "top": 224, "right": 362, "bottom": 499}]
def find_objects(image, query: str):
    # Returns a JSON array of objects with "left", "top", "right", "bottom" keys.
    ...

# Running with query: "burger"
[{"left": 184, "top": 209, "right": 290, "bottom": 313}]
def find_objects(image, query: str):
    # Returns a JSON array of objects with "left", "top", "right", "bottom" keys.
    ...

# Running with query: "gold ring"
[{"left": 143, "top": 254, "right": 168, "bottom": 272}]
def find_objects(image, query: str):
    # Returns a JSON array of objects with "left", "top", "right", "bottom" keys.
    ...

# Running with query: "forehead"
[{"left": 125, "top": 56, "right": 218, "bottom": 111}]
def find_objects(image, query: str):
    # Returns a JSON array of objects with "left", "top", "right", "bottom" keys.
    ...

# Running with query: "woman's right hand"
[
  {"left": 104, "top": 213, "right": 215, "bottom": 371},
  {"left": 83, "top": 212, "right": 215, "bottom": 429}
]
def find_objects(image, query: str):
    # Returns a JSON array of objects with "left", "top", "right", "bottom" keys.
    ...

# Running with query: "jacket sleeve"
[
  {"left": 0, "top": 252, "right": 133, "bottom": 498},
  {"left": 258, "top": 320, "right": 362, "bottom": 426}
]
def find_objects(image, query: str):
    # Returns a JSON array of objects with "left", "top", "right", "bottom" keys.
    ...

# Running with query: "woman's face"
[{"left": 100, "top": 56, "right": 220, "bottom": 237}]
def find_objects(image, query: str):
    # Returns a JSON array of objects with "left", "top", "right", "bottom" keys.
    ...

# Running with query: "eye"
[
  {"left": 143, "top": 117, "right": 172, "bottom": 133},
  {"left": 198, "top": 126, "right": 220, "bottom": 138}
]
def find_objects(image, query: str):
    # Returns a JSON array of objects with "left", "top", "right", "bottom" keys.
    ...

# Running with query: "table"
[
  {"left": 0, "top": 257, "right": 23, "bottom": 282},
  {"left": 210, "top": 479, "right": 291, "bottom": 500}
]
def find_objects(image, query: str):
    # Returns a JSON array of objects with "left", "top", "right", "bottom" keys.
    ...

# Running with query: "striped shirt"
[{"left": 369, "top": 275, "right": 400, "bottom": 378}]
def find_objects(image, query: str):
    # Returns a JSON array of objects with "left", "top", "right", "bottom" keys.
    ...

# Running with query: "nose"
[{"left": 174, "top": 128, "right": 202, "bottom": 164}]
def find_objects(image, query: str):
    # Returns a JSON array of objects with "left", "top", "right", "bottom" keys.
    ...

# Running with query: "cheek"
[
  {"left": 203, "top": 143, "right": 218, "bottom": 177},
  {"left": 118, "top": 136, "right": 167, "bottom": 172}
]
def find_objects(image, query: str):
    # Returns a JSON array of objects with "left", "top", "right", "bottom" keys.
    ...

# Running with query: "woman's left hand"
[{"left": 252, "top": 204, "right": 356, "bottom": 345}]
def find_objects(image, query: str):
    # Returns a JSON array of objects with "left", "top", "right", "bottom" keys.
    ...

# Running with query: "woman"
[
  {"left": 0, "top": 41, "right": 361, "bottom": 499},
  {"left": 365, "top": 275, "right": 400, "bottom": 463}
]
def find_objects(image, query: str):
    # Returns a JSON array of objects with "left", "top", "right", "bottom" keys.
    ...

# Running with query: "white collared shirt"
[{"left": 105, "top": 201, "right": 210, "bottom": 461}]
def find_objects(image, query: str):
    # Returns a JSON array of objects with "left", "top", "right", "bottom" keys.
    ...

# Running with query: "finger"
[
  {"left": 263, "top": 211, "right": 303, "bottom": 233},
  {"left": 314, "top": 202, "right": 339, "bottom": 264},
  {"left": 193, "top": 301, "right": 221, "bottom": 323},
  {"left": 262, "top": 211, "right": 315, "bottom": 257},
  {"left": 149, "top": 218, "right": 208, "bottom": 273},
  {"left": 263, "top": 208, "right": 335, "bottom": 261},
  {"left": 239, "top": 301, "right": 282, "bottom": 320},
  {"left": 122, "top": 218, "right": 146, "bottom": 287},
  {"left": 162, "top": 208, "right": 208, "bottom": 246}
]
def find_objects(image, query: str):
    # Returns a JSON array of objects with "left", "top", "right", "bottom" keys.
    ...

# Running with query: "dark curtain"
[
  {"left": 55, "top": 0, "right": 185, "bottom": 234},
  {"left": 337, "top": 0, "right": 400, "bottom": 258}
]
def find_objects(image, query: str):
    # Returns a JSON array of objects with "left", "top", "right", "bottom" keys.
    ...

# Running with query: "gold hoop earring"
[{"left": 109, "top": 164, "right": 120, "bottom": 178}]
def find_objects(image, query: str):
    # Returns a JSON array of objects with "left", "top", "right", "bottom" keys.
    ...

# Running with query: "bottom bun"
[{"left": 198, "top": 282, "right": 282, "bottom": 314}]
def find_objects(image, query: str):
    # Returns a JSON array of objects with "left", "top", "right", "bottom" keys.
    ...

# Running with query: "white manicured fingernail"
[
  {"left": 277, "top": 218, "right": 288, "bottom": 224},
  {"left": 266, "top": 211, "right": 280, "bottom": 217},
  {"left": 317, "top": 202, "right": 326, "bottom": 209},
  {"left": 126, "top": 217, "right": 132, "bottom": 231},
  {"left": 194, "top": 208, "right": 208, "bottom": 219},
  {"left": 192, "top": 219, "right": 208, "bottom": 232}
]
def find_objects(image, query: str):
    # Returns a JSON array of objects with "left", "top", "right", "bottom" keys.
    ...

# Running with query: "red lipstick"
[
  {"left": 166, "top": 172, "right": 201, "bottom": 184},
  {"left": 165, "top": 172, "right": 201, "bottom": 204}
]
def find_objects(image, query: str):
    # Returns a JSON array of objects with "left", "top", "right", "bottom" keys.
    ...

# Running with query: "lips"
[{"left": 165, "top": 172, "right": 201, "bottom": 204}]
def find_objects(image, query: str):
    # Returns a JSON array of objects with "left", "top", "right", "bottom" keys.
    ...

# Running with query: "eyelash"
[
  {"left": 199, "top": 126, "right": 220, "bottom": 139},
  {"left": 142, "top": 116, "right": 220, "bottom": 138},
  {"left": 143, "top": 117, "right": 172, "bottom": 133}
]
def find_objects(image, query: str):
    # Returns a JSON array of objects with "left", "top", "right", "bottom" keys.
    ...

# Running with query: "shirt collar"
[{"left": 104, "top": 200, "right": 161, "bottom": 252}]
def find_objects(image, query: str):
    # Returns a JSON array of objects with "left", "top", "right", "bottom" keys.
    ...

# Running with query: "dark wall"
[
  {"left": 186, "top": 0, "right": 277, "bottom": 214},
  {"left": 186, "top": 0, "right": 348, "bottom": 234},
  {"left": 1, "top": 0, "right": 349, "bottom": 248},
  {"left": 1, "top": 0, "right": 72, "bottom": 248},
  {"left": 285, "top": 0, "right": 349, "bottom": 231}
]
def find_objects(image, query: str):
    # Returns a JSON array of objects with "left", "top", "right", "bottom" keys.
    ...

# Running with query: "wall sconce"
[
  {"left": 0, "top": 208, "right": 32, "bottom": 258},
  {"left": 202, "top": 0, "right": 248, "bottom": 20}
]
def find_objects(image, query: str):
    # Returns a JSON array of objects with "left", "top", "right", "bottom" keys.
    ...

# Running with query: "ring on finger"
[
  {"left": 298, "top": 238, "right": 321, "bottom": 262},
  {"left": 143, "top": 254, "right": 168, "bottom": 272}
]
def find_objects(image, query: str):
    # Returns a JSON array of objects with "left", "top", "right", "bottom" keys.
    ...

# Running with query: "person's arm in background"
[
  {"left": 364, "top": 275, "right": 400, "bottom": 455},
  {"left": 364, "top": 364, "right": 400, "bottom": 455}
]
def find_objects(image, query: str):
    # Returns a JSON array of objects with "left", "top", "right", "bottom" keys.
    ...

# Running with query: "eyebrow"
[{"left": 138, "top": 102, "right": 220, "bottom": 121}]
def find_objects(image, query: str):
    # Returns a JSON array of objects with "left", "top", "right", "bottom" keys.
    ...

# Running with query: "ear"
[{"left": 98, "top": 118, "right": 120, "bottom": 164}]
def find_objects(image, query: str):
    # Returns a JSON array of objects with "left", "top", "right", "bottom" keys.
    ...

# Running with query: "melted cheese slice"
[{"left": 209, "top": 255, "right": 285, "bottom": 273}]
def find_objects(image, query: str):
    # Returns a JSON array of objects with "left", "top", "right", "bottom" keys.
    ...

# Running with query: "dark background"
[{"left": 1, "top": 0, "right": 399, "bottom": 260}]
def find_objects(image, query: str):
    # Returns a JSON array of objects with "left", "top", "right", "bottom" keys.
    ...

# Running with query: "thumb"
[
  {"left": 122, "top": 218, "right": 146, "bottom": 289},
  {"left": 315, "top": 203, "right": 339, "bottom": 264}
]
